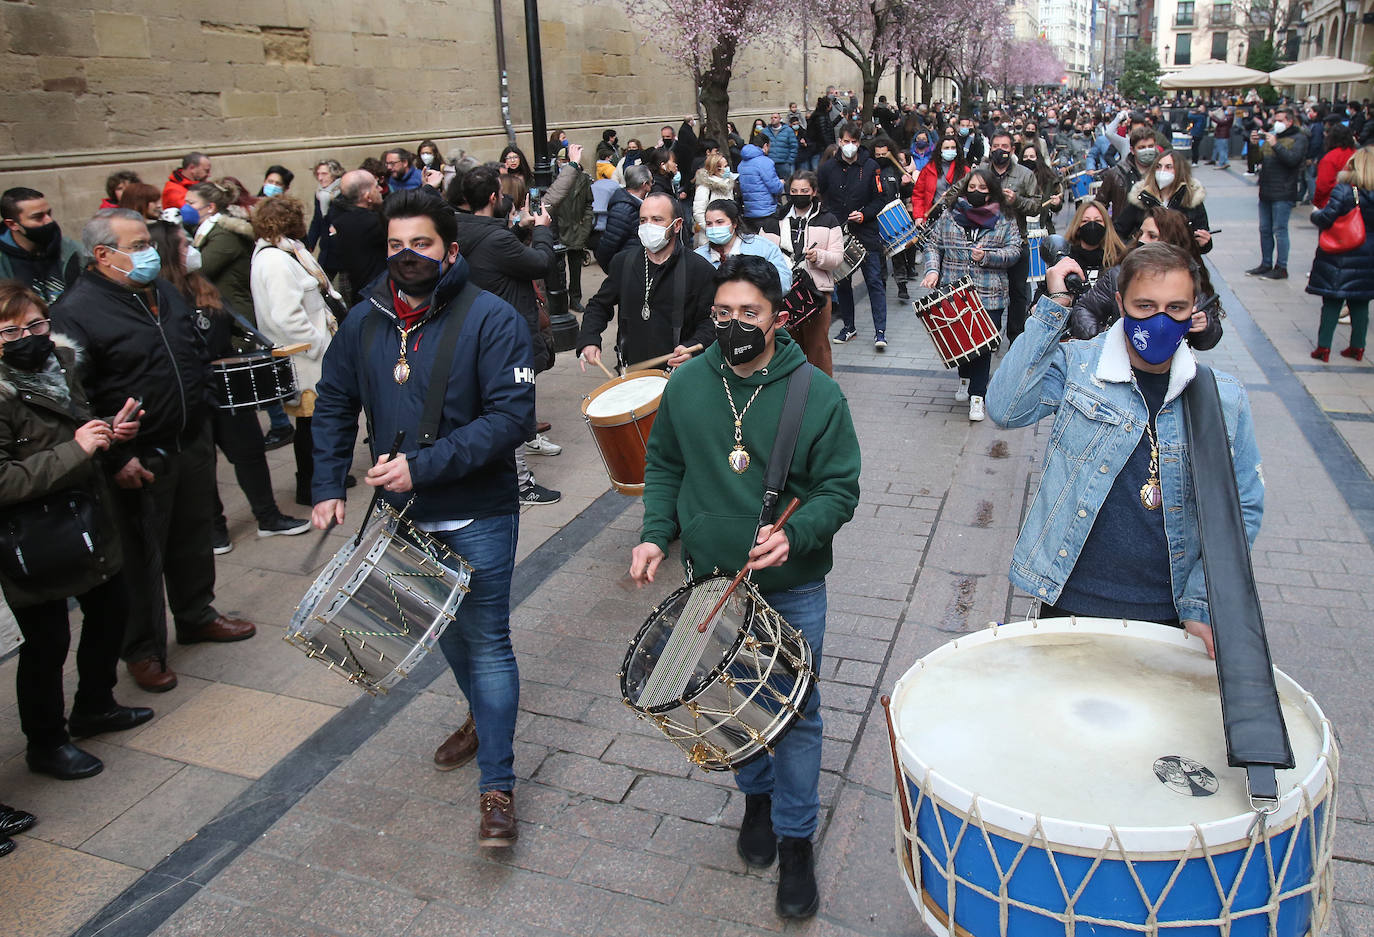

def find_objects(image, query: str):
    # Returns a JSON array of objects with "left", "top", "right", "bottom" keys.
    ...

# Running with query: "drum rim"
[
  {"left": 581, "top": 368, "right": 669, "bottom": 426},
  {"left": 889, "top": 617, "right": 1336, "bottom": 854}
]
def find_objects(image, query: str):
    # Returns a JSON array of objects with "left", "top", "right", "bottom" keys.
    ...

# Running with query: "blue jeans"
[
  {"left": 1258, "top": 199, "right": 1295, "bottom": 268},
  {"left": 266, "top": 401, "right": 291, "bottom": 432},
  {"left": 432, "top": 513, "right": 520, "bottom": 793},
  {"left": 834, "top": 248, "right": 887, "bottom": 335},
  {"left": 1212, "top": 136, "right": 1229, "bottom": 167},
  {"left": 733, "top": 579, "right": 827, "bottom": 840},
  {"left": 958, "top": 307, "right": 1004, "bottom": 398}
]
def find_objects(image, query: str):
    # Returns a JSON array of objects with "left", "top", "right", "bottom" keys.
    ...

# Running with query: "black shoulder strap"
[
  {"left": 671, "top": 251, "right": 687, "bottom": 340},
  {"left": 1182, "top": 364, "right": 1294, "bottom": 805},
  {"left": 756, "top": 363, "right": 814, "bottom": 530},
  {"left": 416, "top": 282, "right": 481, "bottom": 449},
  {"left": 359, "top": 307, "right": 383, "bottom": 453}
]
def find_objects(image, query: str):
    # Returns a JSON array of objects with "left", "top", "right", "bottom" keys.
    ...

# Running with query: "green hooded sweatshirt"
[{"left": 641, "top": 329, "right": 861, "bottom": 593}]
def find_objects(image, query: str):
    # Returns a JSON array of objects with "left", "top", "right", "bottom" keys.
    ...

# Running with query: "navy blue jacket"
[
  {"left": 311, "top": 256, "right": 535, "bottom": 521},
  {"left": 817, "top": 148, "right": 888, "bottom": 249},
  {"left": 1307, "top": 183, "right": 1374, "bottom": 300}
]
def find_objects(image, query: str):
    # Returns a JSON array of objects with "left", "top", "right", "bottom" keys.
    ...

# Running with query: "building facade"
[{"left": 1041, "top": 0, "right": 1097, "bottom": 85}]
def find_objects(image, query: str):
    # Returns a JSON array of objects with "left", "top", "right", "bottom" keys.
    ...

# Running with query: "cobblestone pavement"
[{"left": 1, "top": 166, "right": 1372, "bottom": 936}]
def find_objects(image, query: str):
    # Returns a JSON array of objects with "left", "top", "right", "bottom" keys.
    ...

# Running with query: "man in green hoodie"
[{"left": 630, "top": 255, "right": 861, "bottom": 920}]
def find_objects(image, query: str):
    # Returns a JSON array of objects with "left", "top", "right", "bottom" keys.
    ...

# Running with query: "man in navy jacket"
[{"left": 312, "top": 190, "right": 534, "bottom": 848}]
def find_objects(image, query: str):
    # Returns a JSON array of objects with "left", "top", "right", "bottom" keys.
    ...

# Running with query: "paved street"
[{"left": 1, "top": 166, "right": 1372, "bottom": 937}]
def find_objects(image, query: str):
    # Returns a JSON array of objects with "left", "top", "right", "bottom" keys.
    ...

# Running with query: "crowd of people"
[{"left": 0, "top": 84, "right": 1367, "bottom": 920}]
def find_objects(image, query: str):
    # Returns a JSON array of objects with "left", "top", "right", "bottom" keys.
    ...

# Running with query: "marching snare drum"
[
  {"left": 877, "top": 199, "right": 922, "bottom": 256},
  {"left": 1172, "top": 131, "right": 1194, "bottom": 153},
  {"left": 834, "top": 229, "right": 868, "bottom": 281},
  {"left": 210, "top": 351, "right": 298, "bottom": 411},
  {"left": 620, "top": 575, "right": 814, "bottom": 771},
  {"left": 581, "top": 369, "right": 668, "bottom": 496},
  {"left": 1027, "top": 226, "right": 1050, "bottom": 282},
  {"left": 1068, "top": 171, "right": 1093, "bottom": 201},
  {"left": 913, "top": 277, "right": 1000, "bottom": 368},
  {"left": 885, "top": 618, "right": 1337, "bottom": 937},
  {"left": 286, "top": 502, "right": 473, "bottom": 694}
]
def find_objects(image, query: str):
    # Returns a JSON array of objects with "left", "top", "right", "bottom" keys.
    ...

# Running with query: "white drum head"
[
  {"left": 586, "top": 375, "right": 667, "bottom": 418},
  {"left": 893, "top": 620, "right": 1326, "bottom": 835}
]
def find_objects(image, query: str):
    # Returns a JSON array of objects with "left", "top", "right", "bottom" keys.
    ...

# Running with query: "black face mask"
[
  {"left": 991, "top": 151, "right": 1011, "bottom": 168},
  {"left": 2, "top": 334, "right": 54, "bottom": 371},
  {"left": 388, "top": 248, "right": 445, "bottom": 297},
  {"left": 788, "top": 194, "right": 814, "bottom": 210},
  {"left": 1021, "top": 158, "right": 1038, "bottom": 173},
  {"left": 1078, "top": 221, "right": 1107, "bottom": 246},
  {"left": 965, "top": 190, "right": 990, "bottom": 208},
  {"left": 19, "top": 221, "right": 59, "bottom": 251},
  {"left": 715, "top": 318, "right": 769, "bottom": 367}
]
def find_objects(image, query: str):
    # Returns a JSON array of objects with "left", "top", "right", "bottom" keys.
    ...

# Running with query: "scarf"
[
  {"left": 952, "top": 199, "right": 1001, "bottom": 230},
  {"left": 2, "top": 354, "right": 72, "bottom": 414}
]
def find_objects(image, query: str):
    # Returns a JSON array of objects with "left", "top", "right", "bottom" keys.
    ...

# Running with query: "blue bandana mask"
[
  {"left": 1126, "top": 310, "right": 1191, "bottom": 365},
  {"left": 111, "top": 246, "right": 162, "bottom": 284}
]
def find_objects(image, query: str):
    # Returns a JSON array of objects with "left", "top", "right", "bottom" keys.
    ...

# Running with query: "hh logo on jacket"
[{"left": 513, "top": 367, "right": 535, "bottom": 385}]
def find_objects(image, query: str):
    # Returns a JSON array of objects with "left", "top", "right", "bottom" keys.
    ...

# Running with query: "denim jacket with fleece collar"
[{"left": 986, "top": 295, "right": 1264, "bottom": 625}]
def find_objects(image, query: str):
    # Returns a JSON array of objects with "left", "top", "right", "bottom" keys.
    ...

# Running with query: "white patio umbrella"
[
  {"left": 1159, "top": 60, "right": 1271, "bottom": 89},
  {"left": 1268, "top": 55, "right": 1373, "bottom": 85}
]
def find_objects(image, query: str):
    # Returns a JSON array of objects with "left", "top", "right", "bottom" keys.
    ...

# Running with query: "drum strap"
[
  {"left": 756, "top": 364, "right": 814, "bottom": 532},
  {"left": 1183, "top": 364, "right": 1294, "bottom": 805}
]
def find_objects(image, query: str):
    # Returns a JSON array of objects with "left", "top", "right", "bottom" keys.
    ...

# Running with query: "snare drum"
[
  {"left": 1027, "top": 226, "right": 1049, "bottom": 282},
  {"left": 834, "top": 230, "right": 868, "bottom": 281},
  {"left": 210, "top": 351, "right": 297, "bottom": 411},
  {"left": 877, "top": 200, "right": 921, "bottom": 256},
  {"left": 1172, "top": 131, "right": 1194, "bottom": 153},
  {"left": 581, "top": 370, "right": 668, "bottom": 496},
  {"left": 913, "top": 277, "right": 1000, "bottom": 368},
  {"left": 286, "top": 502, "right": 473, "bottom": 694},
  {"left": 620, "top": 575, "right": 814, "bottom": 771},
  {"left": 885, "top": 618, "right": 1337, "bottom": 937},
  {"left": 1067, "top": 171, "right": 1092, "bottom": 200}
]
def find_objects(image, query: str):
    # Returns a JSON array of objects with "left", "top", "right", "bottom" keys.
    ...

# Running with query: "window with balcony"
[
  {"left": 1211, "top": 29, "right": 1229, "bottom": 59},
  {"left": 1176, "top": 33, "right": 1193, "bottom": 63},
  {"left": 1211, "top": 2, "right": 1233, "bottom": 27},
  {"left": 1175, "top": 2, "right": 1195, "bottom": 26}
]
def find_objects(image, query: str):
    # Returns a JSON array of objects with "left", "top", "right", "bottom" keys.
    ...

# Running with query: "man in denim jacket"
[{"left": 987, "top": 243, "right": 1264, "bottom": 660}]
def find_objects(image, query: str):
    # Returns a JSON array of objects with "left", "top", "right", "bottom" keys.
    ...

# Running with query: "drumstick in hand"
[
  {"left": 697, "top": 497, "right": 802, "bottom": 633},
  {"left": 627, "top": 343, "right": 704, "bottom": 373},
  {"left": 354, "top": 430, "right": 406, "bottom": 547},
  {"left": 594, "top": 358, "right": 615, "bottom": 381}
]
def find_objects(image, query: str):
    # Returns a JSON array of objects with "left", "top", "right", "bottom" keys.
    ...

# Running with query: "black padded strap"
[
  {"left": 359, "top": 307, "right": 383, "bottom": 454},
  {"left": 416, "top": 282, "right": 480, "bottom": 449},
  {"left": 1183, "top": 364, "right": 1294, "bottom": 802},
  {"left": 671, "top": 250, "right": 686, "bottom": 341},
  {"left": 756, "top": 363, "right": 814, "bottom": 530}
]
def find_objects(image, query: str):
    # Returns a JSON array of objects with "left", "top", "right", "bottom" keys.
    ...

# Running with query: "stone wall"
[{"left": 0, "top": 0, "right": 894, "bottom": 229}]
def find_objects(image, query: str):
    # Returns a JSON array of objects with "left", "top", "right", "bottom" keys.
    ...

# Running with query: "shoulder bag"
[{"left": 1318, "top": 188, "right": 1365, "bottom": 254}]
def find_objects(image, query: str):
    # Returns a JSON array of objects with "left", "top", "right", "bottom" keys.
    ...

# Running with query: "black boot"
[
  {"left": 776, "top": 836, "right": 819, "bottom": 919},
  {"left": 296, "top": 473, "right": 312, "bottom": 508},
  {"left": 27, "top": 743, "right": 103, "bottom": 780},
  {"left": 737, "top": 793, "right": 776, "bottom": 867},
  {"left": 896, "top": 280, "right": 910, "bottom": 301}
]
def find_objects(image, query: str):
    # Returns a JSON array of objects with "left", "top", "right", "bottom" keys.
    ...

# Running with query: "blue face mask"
[
  {"left": 705, "top": 225, "right": 733, "bottom": 245},
  {"left": 1125, "top": 309, "right": 1192, "bottom": 365},
  {"left": 672, "top": 171, "right": 681, "bottom": 187},
  {"left": 178, "top": 203, "right": 201, "bottom": 227},
  {"left": 262, "top": 183, "right": 284, "bottom": 197},
  {"left": 110, "top": 246, "right": 162, "bottom": 284}
]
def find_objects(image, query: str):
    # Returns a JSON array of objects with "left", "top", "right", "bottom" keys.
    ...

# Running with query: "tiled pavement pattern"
[{"left": 0, "top": 170, "right": 1371, "bottom": 935}]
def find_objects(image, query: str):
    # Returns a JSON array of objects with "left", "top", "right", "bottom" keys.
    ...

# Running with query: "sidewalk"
[{"left": 0, "top": 204, "right": 1371, "bottom": 936}]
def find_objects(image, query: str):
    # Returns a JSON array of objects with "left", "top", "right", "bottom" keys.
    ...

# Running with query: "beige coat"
[{"left": 249, "top": 238, "right": 336, "bottom": 411}]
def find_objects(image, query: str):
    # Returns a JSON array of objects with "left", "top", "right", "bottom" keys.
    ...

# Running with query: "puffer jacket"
[
  {"left": 692, "top": 170, "right": 736, "bottom": 246},
  {"left": 1257, "top": 125, "right": 1308, "bottom": 202},
  {"left": 0, "top": 339, "right": 123, "bottom": 608},
  {"left": 1112, "top": 178, "right": 1211, "bottom": 250},
  {"left": 777, "top": 205, "right": 845, "bottom": 291},
  {"left": 738, "top": 144, "right": 783, "bottom": 219},
  {"left": 595, "top": 187, "right": 642, "bottom": 270},
  {"left": 1306, "top": 183, "right": 1374, "bottom": 299},
  {"left": 454, "top": 213, "right": 556, "bottom": 371},
  {"left": 194, "top": 212, "right": 257, "bottom": 321}
]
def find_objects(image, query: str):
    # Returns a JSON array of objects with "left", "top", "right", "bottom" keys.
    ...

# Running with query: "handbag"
[
  {"left": 781, "top": 268, "right": 825, "bottom": 332},
  {"left": 1318, "top": 188, "right": 1365, "bottom": 253},
  {"left": 0, "top": 489, "right": 104, "bottom": 583}
]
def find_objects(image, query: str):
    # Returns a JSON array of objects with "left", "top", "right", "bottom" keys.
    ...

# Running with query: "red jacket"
[
  {"left": 162, "top": 170, "right": 192, "bottom": 210},
  {"left": 913, "top": 161, "right": 968, "bottom": 221},
  {"left": 1314, "top": 147, "right": 1357, "bottom": 209}
]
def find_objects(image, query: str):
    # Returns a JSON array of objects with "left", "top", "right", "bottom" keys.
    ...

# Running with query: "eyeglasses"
[
  {"left": 0, "top": 318, "right": 51, "bottom": 342},
  {"left": 711, "top": 305, "right": 771, "bottom": 326}
]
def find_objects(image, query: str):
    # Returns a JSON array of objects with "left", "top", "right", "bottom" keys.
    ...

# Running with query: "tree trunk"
[
  {"left": 700, "top": 36, "right": 738, "bottom": 154},
  {"left": 862, "top": 65, "right": 882, "bottom": 123}
]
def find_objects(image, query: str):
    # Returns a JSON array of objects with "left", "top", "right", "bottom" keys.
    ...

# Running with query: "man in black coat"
[
  {"left": 51, "top": 209, "right": 256, "bottom": 693},
  {"left": 595, "top": 165, "right": 652, "bottom": 271},
  {"left": 818, "top": 122, "right": 890, "bottom": 349},
  {"left": 329, "top": 170, "right": 388, "bottom": 304},
  {"left": 1247, "top": 108, "right": 1308, "bottom": 280}
]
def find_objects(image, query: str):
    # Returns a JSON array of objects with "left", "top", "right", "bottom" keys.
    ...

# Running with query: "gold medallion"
[
  {"left": 394, "top": 358, "right": 411, "bottom": 384},
  {"left": 1140, "top": 478, "right": 1162, "bottom": 510},
  {"left": 728, "top": 445, "right": 750, "bottom": 474}
]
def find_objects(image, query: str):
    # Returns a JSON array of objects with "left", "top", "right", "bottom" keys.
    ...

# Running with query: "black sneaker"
[
  {"left": 1261, "top": 266, "right": 1289, "bottom": 280},
  {"left": 737, "top": 793, "right": 776, "bottom": 867},
  {"left": 258, "top": 514, "right": 311, "bottom": 538},
  {"left": 519, "top": 482, "right": 561, "bottom": 505},
  {"left": 212, "top": 527, "right": 232, "bottom": 555},
  {"left": 832, "top": 326, "right": 857, "bottom": 344},
  {"left": 1245, "top": 263, "right": 1273, "bottom": 277},
  {"left": 263, "top": 425, "right": 294, "bottom": 450},
  {"left": 776, "top": 836, "right": 819, "bottom": 919}
]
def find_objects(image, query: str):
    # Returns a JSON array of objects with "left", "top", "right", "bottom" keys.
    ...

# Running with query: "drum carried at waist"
[
  {"left": 1067, "top": 171, "right": 1093, "bottom": 201},
  {"left": 1027, "top": 226, "right": 1050, "bottom": 282},
  {"left": 834, "top": 229, "right": 868, "bottom": 281},
  {"left": 285, "top": 501, "right": 473, "bottom": 694},
  {"left": 581, "top": 369, "right": 669, "bottom": 496},
  {"left": 884, "top": 618, "right": 1337, "bottom": 937},
  {"left": 210, "top": 349, "right": 298, "bottom": 412},
  {"left": 912, "top": 276, "right": 1001, "bottom": 368},
  {"left": 619, "top": 574, "right": 814, "bottom": 771},
  {"left": 877, "top": 200, "right": 922, "bottom": 256}
]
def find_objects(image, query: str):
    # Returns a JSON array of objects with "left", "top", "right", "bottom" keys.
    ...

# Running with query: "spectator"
[
  {"left": 184, "top": 181, "right": 257, "bottom": 323},
  {"left": 1247, "top": 107, "right": 1307, "bottom": 280},
  {"left": 543, "top": 144, "right": 595, "bottom": 313},
  {"left": 306, "top": 159, "right": 344, "bottom": 256},
  {"left": 692, "top": 153, "right": 735, "bottom": 247},
  {"left": 330, "top": 169, "right": 389, "bottom": 304},
  {"left": 259, "top": 165, "right": 294, "bottom": 198},
  {"left": 0, "top": 187, "right": 83, "bottom": 304},
  {"left": 763, "top": 113, "right": 799, "bottom": 178},
  {"left": 499, "top": 146, "right": 533, "bottom": 186},
  {"left": 117, "top": 183, "right": 163, "bottom": 222},
  {"left": 1210, "top": 106, "right": 1234, "bottom": 167},
  {"left": 383, "top": 148, "right": 423, "bottom": 191},
  {"left": 596, "top": 129, "right": 621, "bottom": 167},
  {"left": 1307, "top": 146, "right": 1374, "bottom": 362},
  {"left": 415, "top": 139, "right": 445, "bottom": 178},
  {"left": 162, "top": 152, "right": 211, "bottom": 210},
  {"left": 1314, "top": 122, "right": 1358, "bottom": 209},
  {"left": 737, "top": 140, "right": 783, "bottom": 229},
  {"left": 101, "top": 171, "right": 141, "bottom": 211},
  {"left": 596, "top": 164, "right": 651, "bottom": 270}
]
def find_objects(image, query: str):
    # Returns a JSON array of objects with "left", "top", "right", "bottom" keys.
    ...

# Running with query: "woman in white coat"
[{"left": 249, "top": 195, "right": 340, "bottom": 505}]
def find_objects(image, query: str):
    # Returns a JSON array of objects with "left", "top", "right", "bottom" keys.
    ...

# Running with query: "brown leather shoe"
[
  {"left": 536, "top": 421, "right": 552, "bottom": 434},
  {"left": 478, "top": 790, "right": 517, "bottom": 847},
  {"left": 127, "top": 658, "right": 178, "bottom": 693},
  {"left": 434, "top": 714, "right": 478, "bottom": 771},
  {"left": 176, "top": 615, "right": 256, "bottom": 644}
]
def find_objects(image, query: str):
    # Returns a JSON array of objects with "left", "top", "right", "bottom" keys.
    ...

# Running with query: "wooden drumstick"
[
  {"left": 627, "top": 343, "right": 704, "bottom": 373},
  {"left": 594, "top": 358, "right": 615, "bottom": 381},
  {"left": 697, "top": 497, "right": 802, "bottom": 633}
]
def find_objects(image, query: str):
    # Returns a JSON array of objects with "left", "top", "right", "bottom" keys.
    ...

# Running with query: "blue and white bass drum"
[{"left": 884, "top": 617, "right": 1337, "bottom": 937}]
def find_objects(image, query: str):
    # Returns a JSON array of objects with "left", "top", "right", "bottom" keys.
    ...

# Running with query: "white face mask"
[
  {"left": 638, "top": 222, "right": 673, "bottom": 252},
  {"left": 184, "top": 244, "right": 203, "bottom": 273},
  {"left": 1272, "top": 121, "right": 1288, "bottom": 134},
  {"left": 840, "top": 142, "right": 858, "bottom": 159},
  {"left": 1155, "top": 170, "right": 1176, "bottom": 189},
  {"left": 420, "top": 152, "right": 435, "bottom": 166},
  {"left": 941, "top": 149, "right": 958, "bottom": 162}
]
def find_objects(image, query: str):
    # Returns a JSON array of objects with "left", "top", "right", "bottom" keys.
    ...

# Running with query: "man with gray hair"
[
  {"left": 161, "top": 151, "right": 211, "bottom": 210},
  {"left": 329, "top": 169, "right": 388, "bottom": 303},
  {"left": 51, "top": 208, "right": 257, "bottom": 694},
  {"left": 594, "top": 164, "right": 652, "bottom": 271}
]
